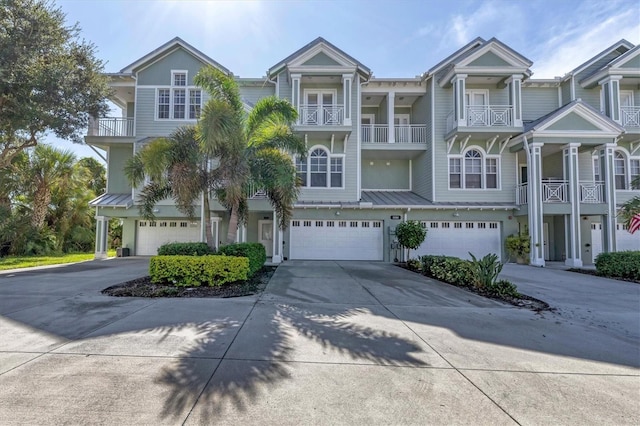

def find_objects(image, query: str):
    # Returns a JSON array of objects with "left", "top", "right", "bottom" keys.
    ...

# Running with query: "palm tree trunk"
[
  {"left": 203, "top": 195, "right": 215, "bottom": 250},
  {"left": 31, "top": 187, "right": 51, "bottom": 230},
  {"left": 226, "top": 203, "right": 239, "bottom": 244}
]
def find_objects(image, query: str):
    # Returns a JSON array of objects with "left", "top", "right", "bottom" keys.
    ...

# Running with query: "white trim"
[
  {"left": 431, "top": 77, "right": 436, "bottom": 201},
  {"left": 455, "top": 41, "right": 532, "bottom": 69},
  {"left": 447, "top": 145, "right": 501, "bottom": 190},
  {"left": 296, "top": 145, "right": 346, "bottom": 189},
  {"left": 357, "top": 78, "right": 362, "bottom": 199},
  {"left": 409, "top": 159, "right": 413, "bottom": 191},
  {"left": 286, "top": 42, "right": 359, "bottom": 69}
]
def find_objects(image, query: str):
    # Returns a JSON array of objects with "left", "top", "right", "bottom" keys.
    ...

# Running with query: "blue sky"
[{"left": 47, "top": 0, "right": 640, "bottom": 160}]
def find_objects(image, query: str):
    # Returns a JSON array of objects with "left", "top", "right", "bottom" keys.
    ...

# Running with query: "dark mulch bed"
[
  {"left": 567, "top": 268, "right": 640, "bottom": 284},
  {"left": 102, "top": 266, "right": 277, "bottom": 298},
  {"left": 399, "top": 264, "right": 550, "bottom": 312}
]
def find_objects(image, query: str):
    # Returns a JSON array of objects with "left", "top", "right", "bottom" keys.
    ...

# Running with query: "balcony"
[
  {"left": 88, "top": 117, "right": 134, "bottom": 137},
  {"left": 361, "top": 125, "right": 427, "bottom": 144},
  {"left": 621, "top": 106, "right": 640, "bottom": 128},
  {"left": 297, "top": 105, "right": 345, "bottom": 126},
  {"left": 515, "top": 181, "right": 605, "bottom": 205},
  {"left": 446, "top": 105, "right": 520, "bottom": 137}
]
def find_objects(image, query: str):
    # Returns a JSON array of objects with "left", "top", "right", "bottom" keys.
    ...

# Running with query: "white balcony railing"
[
  {"left": 542, "top": 180, "right": 568, "bottom": 203},
  {"left": 246, "top": 182, "right": 267, "bottom": 199},
  {"left": 298, "top": 105, "right": 344, "bottom": 126},
  {"left": 580, "top": 181, "right": 605, "bottom": 203},
  {"left": 467, "top": 105, "right": 514, "bottom": 127},
  {"left": 88, "top": 117, "right": 134, "bottom": 137},
  {"left": 621, "top": 106, "right": 640, "bottom": 128},
  {"left": 361, "top": 124, "right": 427, "bottom": 143},
  {"left": 516, "top": 183, "right": 528, "bottom": 205}
]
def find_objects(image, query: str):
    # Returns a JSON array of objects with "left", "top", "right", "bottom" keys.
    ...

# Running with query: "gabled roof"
[
  {"left": 120, "top": 37, "right": 232, "bottom": 75},
  {"left": 563, "top": 39, "right": 634, "bottom": 80},
  {"left": 579, "top": 44, "right": 640, "bottom": 87},
  {"left": 424, "top": 37, "right": 532, "bottom": 80},
  {"left": 268, "top": 37, "right": 371, "bottom": 78},
  {"left": 517, "top": 99, "right": 624, "bottom": 138}
]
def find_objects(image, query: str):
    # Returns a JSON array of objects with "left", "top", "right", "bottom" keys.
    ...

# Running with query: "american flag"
[{"left": 630, "top": 214, "right": 640, "bottom": 235}]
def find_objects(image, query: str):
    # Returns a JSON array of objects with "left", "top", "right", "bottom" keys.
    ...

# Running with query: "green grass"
[{"left": 0, "top": 249, "right": 116, "bottom": 271}]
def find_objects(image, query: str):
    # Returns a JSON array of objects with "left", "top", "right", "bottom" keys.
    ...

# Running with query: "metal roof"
[{"left": 89, "top": 193, "right": 133, "bottom": 208}]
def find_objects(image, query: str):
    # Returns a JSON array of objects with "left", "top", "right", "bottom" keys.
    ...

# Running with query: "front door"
[
  {"left": 543, "top": 222, "right": 550, "bottom": 261},
  {"left": 258, "top": 220, "right": 273, "bottom": 257},
  {"left": 305, "top": 91, "right": 335, "bottom": 125}
]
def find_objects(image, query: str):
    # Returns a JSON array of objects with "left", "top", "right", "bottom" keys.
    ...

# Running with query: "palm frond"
[
  {"left": 246, "top": 96, "right": 299, "bottom": 138},
  {"left": 137, "top": 182, "right": 172, "bottom": 220}
]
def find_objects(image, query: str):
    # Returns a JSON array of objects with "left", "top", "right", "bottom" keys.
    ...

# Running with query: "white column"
[
  {"left": 94, "top": 216, "right": 108, "bottom": 259},
  {"left": 272, "top": 209, "right": 282, "bottom": 263},
  {"left": 452, "top": 74, "right": 467, "bottom": 127},
  {"left": 342, "top": 74, "right": 352, "bottom": 126},
  {"left": 387, "top": 92, "right": 395, "bottom": 143},
  {"left": 600, "top": 143, "right": 618, "bottom": 252},
  {"left": 507, "top": 74, "right": 523, "bottom": 127},
  {"left": 291, "top": 73, "right": 301, "bottom": 124},
  {"left": 528, "top": 142, "right": 545, "bottom": 266},
  {"left": 563, "top": 143, "right": 582, "bottom": 267}
]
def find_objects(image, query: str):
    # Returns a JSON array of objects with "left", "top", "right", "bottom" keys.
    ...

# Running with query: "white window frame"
[
  {"left": 465, "top": 89, "right": 490, "bottom": 106},
  {"left": 155, "top": 69, "right": 202, "bottom": 122},
  {"left": 295, "top": 145, "right": 345, "bottom": 189},
  {"left": 447, "top": 146, "right": 501, "bottom": 190},
  {"left": 615, "top": 149, "right": 640, "bottom": 191}
]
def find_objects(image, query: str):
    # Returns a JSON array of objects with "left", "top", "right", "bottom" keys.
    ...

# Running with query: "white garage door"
[
  {"left": 136, "top": 220, "right": 201, "bottom": 255},
  {"left": 414, "top": 221, "right": 502, "bottom": 261},
  {"left": 591, "top": 223, "right": 640, "bottom": 259},
  {"left": 289, "top": 219, "right": 383, "bottom": 260}
]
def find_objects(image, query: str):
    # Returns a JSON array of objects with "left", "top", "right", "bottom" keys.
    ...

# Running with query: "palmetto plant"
[
  {"left": 195, "top": 66, "right": 305, "bottom": 243},
  {"left": 618, "top": 176, "right": 640, "bottom": 230}
]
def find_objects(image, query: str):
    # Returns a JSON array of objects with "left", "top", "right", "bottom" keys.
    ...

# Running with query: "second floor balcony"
[
  {"left": 361, "top": 124, "right": 427, "bottom": 144},
  {"left": 88, "top": 117, "right": 134, "bottom": 137},
  {"left": 447, "top": 105, "right": 518, "bottom": 134},
  {"left": 516, "top": 180, "right": 605, "bottom": 205},
  {"left": 297, "top": 104, "right": 345, "bottom": 126}
]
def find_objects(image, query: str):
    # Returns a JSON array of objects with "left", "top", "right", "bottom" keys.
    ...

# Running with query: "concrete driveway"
[{"left": 0, "top": 259, "right": 638, "bottom": 425}]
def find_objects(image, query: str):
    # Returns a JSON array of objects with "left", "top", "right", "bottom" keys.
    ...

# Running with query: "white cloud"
[{"left": 531, "top": 6, "right": 640, "bottom": 78}]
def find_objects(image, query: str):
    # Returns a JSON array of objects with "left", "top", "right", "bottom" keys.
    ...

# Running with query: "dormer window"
[{"left": 157, "top": 70, "right": 201, "bottom": 120}]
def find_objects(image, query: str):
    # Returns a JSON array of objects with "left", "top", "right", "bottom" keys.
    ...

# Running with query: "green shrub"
[
  {"left": 406, "top": 258, "right": 422, "bottom": 272},
  {"left": 487, "top": 279, "right": 520, "bottom": 298},
  {"left": 595, "top": 251, "right": 640, "bottom": 281},
  {"left": 420, "top": 255, "right": 475, "bottom": 287},
  {"left": 157, "top": 242, "right": 214, "bottom": 256},
  {"left": 217, "top": 242, "right": 266, "bottom": 277},
  {"left": 469, "top": 252, "right": 503, "bottom": 290},
  {"left": 395, "top": 220, "right": 427, "bottom": 260},
  {"left": 149, "top": 255, "right": 249, "bottom": 287},
  {"left": 505, "top": 234, "right": 530, "bottom": 262}
]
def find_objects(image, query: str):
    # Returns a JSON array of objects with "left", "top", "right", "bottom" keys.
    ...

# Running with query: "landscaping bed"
[
  {"left": 102, "top": 265, "right": 276, "bottom": 298},
  {"left": 567, "top": 267, "right": 640, "bottom": 284}
]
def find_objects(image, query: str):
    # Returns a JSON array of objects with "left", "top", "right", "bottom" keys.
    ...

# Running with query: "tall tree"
[
  {"left": 124, "top": 126, "right": 216, "bottom": 249},
  {"left": 0, "top": 0, "right": 110, "bottom": 168},
  {"left": 195, "top": 66, "right": 305, "bottom": 243}
]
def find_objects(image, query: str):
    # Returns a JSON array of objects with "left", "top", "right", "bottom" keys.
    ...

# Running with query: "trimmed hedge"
[
  {"left": 149, "top": 255, "right": 249, "bottom": 287},
  {"left": 217, "top": 242, "right": 266, "bottom": 277},
  {"left": 157, "top": 242, "right": 214, "bottom": 256},
  {"left": 595, "top": 251, "right": 640, "bottom": 281},
  {"left": 421, "top": 255, "right": 476, "bottom": 287}
]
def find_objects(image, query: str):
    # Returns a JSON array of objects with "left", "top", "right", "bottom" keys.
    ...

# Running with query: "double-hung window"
[
  {"left": 157, "top": 70, "right": 202, "bottom": 120},
  {"left": 296, "top": 147, "right": 343, "bottom": 188}
]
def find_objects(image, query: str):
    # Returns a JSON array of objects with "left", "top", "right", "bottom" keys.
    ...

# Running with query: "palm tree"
[
  {"left": 619, "top": 176, "right": 640, "bottom": 229},
  {"left": 195, "top": 66, "right": 305, "bottom": 243},
  {"left": 124, "top": 126, "right": 216, "bottom": 249}
]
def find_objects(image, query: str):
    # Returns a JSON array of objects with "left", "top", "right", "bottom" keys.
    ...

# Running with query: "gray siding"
[
  {"left": 107, "top": 145, "right": 133, "bottom": 193},
  {"left": 411, "top": 152, "right": 430, "bottom": 198},
  {"left": 560, "top": 81, "right": 572, "bottom": 104},
  {"left": 135, "top": 87, "right": 196, "bottom": 138},
  {"left": 278, "top": 73, "right": 292, "bottom": 103},
  {"left": 137, "top": 48, "right": 207, "bottom": 86},
  {"left": 574, "top": 86, "right": 600, "bottom": 110},
  {"left": 361, "top": 159, "right": 410, "bottom": 190},
  {"left": 522, "top": 86, "right": 557, "bottom": 121},
  {"left": 239, "top": 84, "right": 275, "bottom": 106}
]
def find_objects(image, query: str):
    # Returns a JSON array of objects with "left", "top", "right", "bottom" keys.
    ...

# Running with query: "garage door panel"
[
  {"left": 415, "top": 221, "right": 501, "bottom": 261},
  {"left": 137, "top": 220, "right": 201, "bottom": 256},
  {"left": 591, "top": 223, "right": 640, "bottom": 259},
  {"left": 290, "top": 220, "right": 383, "bottom": 261}
]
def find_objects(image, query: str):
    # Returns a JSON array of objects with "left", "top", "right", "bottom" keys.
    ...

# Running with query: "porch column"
[
  {"left": 599, "top": 143, "right": 618, "bottom": 252},
  {"left": 507, "top": 74, "right": 523, "bottom": 127},
  {"left": 342, "top": 74, "right": 352, "bottom": 126},
  {"left": 291, "top": 73, "right": 301, "bottom": 123},
  {"left": 272, "top": 209, "right": 282, "bottom": 264},
  {"left": 599, "top": 76, "right": 622, "bottom": 123},
  {"left": 452, "top": 74, "right": 467, "bottom": 127},
  {"left": 528, "top": 142, "right": 545, "bottom": 266},
  {"left": 387, "top": 92, "right": 395, "bottom": 143},
  {"left": 94, "top": 216, "right": 109, "bottom": 259},
  {"left": 563, "top": 143, "right": 582, "bottom": 267}
]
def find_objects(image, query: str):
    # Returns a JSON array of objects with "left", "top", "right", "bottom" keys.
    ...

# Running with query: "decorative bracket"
[
  {"left": 446, "top": 135, "right": 457, "bottom": 154},
  {"left": 499, "top": 135, "right": 512, "bottom": 154},
  {"left": 486, "top": 135, "right": 499, "bottom": 154}
]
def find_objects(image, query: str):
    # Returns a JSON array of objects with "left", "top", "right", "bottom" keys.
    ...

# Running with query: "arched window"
[
  {"left": 449, "top": 148, "right": 499, "bottom": 189},
  {"left": 296, "top": 147, "right": 343, "bottom": 188}
]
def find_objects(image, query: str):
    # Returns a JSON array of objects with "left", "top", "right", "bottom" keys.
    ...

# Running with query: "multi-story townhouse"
[{"left": 88, "top": 36, "right": 640, "bottom": 266}]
